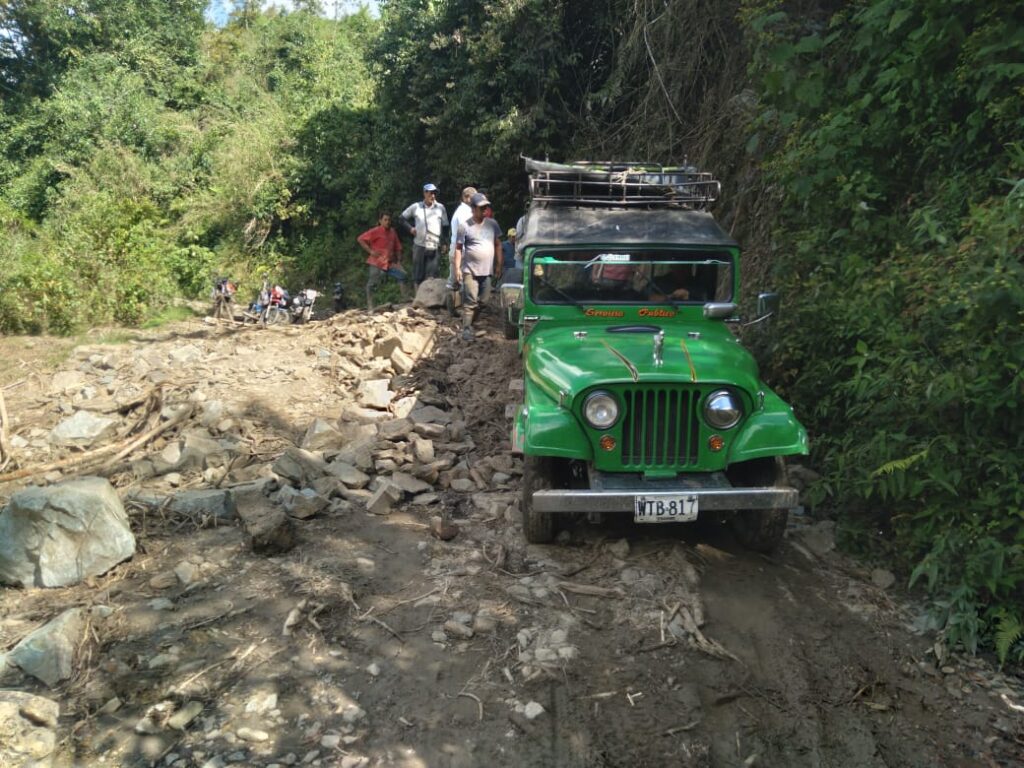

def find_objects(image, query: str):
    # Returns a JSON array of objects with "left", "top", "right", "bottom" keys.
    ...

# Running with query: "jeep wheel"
[
  {"left": 522, "top": 455, "right": 556, "bottom": 543},
  {"left": 729, "top": 457, "right": 790, "bottom": 553}
]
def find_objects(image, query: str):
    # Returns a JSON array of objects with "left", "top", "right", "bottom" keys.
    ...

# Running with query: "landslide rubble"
[{"left": 0, "top": 305, "right": 1020, "bottom": 768}]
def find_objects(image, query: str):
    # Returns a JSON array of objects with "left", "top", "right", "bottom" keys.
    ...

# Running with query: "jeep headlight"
[
  {"left": 703, "top": 389, "right": 743, "bottom": 429},
  {"left": 583, "top": 391, "right": 619, "bottom": 429}
]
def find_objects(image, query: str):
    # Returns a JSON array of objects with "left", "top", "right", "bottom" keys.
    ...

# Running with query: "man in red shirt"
[{"left": 358, "top": 212, "right": 408, "bottom": 310}]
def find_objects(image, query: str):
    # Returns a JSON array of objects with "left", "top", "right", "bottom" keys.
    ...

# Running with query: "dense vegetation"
[{"left": 1, "top": 0, "right": 1021, "bottom": 661}]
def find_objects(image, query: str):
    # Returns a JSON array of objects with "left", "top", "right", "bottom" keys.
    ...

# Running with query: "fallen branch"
[
  {"left": 556, "top": 581, "right": 625, "bottom": 599},
  {"left": 0, "top": 401, "right": 192, "bottom": 485}
]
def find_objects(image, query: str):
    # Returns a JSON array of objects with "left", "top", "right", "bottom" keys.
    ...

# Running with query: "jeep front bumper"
[{"left": 532, "top": 487, "right": 797, "bottom": 514}]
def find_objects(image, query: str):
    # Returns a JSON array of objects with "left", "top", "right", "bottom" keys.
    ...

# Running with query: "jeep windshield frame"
[{"left": 529, "top": 249, "right": 735, "bottom": 306}]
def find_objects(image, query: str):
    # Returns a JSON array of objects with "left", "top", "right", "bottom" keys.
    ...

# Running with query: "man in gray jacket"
[{"left": 401, "top": 183, "right": 449, "bottom": 285}]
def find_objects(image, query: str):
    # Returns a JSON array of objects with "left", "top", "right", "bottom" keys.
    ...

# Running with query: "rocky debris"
[
  {"left": 7, "top": 608, "right": 86, "bottom": 687},
  {"left": 272, "top": 447, "right": 330, "bottom": 488},
  {"left": 167, "top": 701, "right": 204, "bottom": 731},
  {"left": 301, "top": 419, "right": 345, "bottom": 452},
  {"left": 48, "top": 410, "right": 117, "bottom": 448},
  {"left": 168, "top": 344, "right": 203, "bottom": 364},
  {"left": 413, "top": 278, "right": 447, "bottom": 308},
  {"left": 524, "top": 701, "right": 545, "bottom": 720},
  {"left": 327, "top": 461, "right": 370, "bottom": 488},
  {"left": 167, "top": 489, "right": 237, "bottom": 521},
  {"left": 0, "top": 477, "right": 135, "bottom": 588},
  {"left": 235, "top": 483, "right": 295, "bottom": 554},
  {"left": 51, "top": 370, "right": 87, "bottom": 394},
  {"left": 430, "top": 515, "right": 459, "bottom": 541},
  {"left": 278, "top": 487, "right": 329, "bottom": 519},
  {"left": 174, "top": 560, "right": 201, "bottom": 585},
  {"left": 357, "top": 379, "right": 394, "bottom": 410},
  {"left": 0, "top": 691, "right": 60, "bottom": 767},
  {"left": 366, "top": 483, "right": 402, "bottom": 515}
]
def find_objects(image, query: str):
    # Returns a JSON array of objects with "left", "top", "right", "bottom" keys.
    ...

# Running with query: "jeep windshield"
[{"left": 530, "top": 250, "right": 733, "bottom": 305}]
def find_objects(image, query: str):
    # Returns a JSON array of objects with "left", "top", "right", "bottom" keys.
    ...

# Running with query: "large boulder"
[
  {"left": 0, "top": 691, "right": 60, "bottom": 767},
  {"left": 413, "top": 278, "right": 447, "bottom": 308},
  {"left": 0, "top": 477, "right": 136, "bottom": 588}
]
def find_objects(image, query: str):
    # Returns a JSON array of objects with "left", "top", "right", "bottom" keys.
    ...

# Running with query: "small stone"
[
  {"left": 524, "top": 701, "right": 545, "bottom": 720},
  {"left": 557, "top": 646, "right": 579, "bottom": 661},
  {"left": 607, "top": 539, "right": 630, "bottom": 559},
  {"left": 148, "top": 598, "right": 174, "bottom": 611},
  {"left": 302, "top": 751, "right": 320, "bottom": 764},
  {"left": 148, "top": 653, "right": 177, "bottom": 669},
  {"left": 236, "top": 727, "right": 269, "bottom": 742},
  {"left": 366, "top": 662, "right": 381, "bottom": 677},
  {"left": 870, "top": 568, "right": 896, "bottom": 590},
  {"left": 320, "top": 734, "right": 341, "bottom": 749},
  {"left": 244, "top": 692, "right": 278, "bottom": 715},
  {"left": 366, "top": 483, "right": 402, "bottom": 515},
  {"left": 444, "top": 620, "right": 474, "bottom": 639},
  {"left": 341, "top": 705, "right": 366, "bottom": 724},
  {"left": 98, "top": 696, "right": 123, "bottom": 715},
  {"left": 450, "top": 478, "right": 475, "bottom": 493},
  {"left": 430, "top": 516, "right": 458, "bottom": 541},
  {"left": 174, "top": 560, "right": 200, "bottom": 585},
  {"left": 149, "top": 571, "right": 178, "bottom": 590},
  {"left": 165, "top": 472, "right": 182, "bottom": 487},
  {"left": 135, "top": 717, "right": 162, "bottom": 734},
  {"left": 168, "top": 701, "right": 204, "bottom": 730}
]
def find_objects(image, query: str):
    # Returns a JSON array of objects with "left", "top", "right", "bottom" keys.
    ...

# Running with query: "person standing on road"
[
  {"left": 358, "top": 212, "right": 408, "bottom": 311},
  {"left": 447, "top": 186, "right": 477, "bottom": 288},
  {"left": 401, "top": 183, "right": 449, "bottom": 286},
  {"left": 501, "top": 227, "right": 520, "bottom": 270},
  {"left": 453, "top": 192, "right": 502, "bottom": 341}
]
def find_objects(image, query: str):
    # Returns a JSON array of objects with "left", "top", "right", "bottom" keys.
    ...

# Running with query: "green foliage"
[{"left": 742, "top": 0, "right": 1024, "bottom": 657}]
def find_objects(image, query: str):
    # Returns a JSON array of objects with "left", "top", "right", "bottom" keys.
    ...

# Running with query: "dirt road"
[{"left": 0, "top": 303, "right": 1021, "bottom": 768}]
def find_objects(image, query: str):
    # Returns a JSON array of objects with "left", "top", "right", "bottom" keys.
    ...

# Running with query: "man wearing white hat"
[{"left": 401, "top": 182, "right": 449, "bottom": 285}]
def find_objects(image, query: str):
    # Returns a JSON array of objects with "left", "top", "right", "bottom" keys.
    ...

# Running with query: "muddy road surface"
[{"left": 0, "top": 299, "right": 1021, "bottom": 768}]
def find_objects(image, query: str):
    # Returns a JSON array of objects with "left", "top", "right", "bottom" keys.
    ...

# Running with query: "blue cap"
[{"left": 423, "top": 183, "right": 438, "bottom": 192}]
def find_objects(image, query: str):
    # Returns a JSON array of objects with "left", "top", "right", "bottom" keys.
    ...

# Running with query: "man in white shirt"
[
  {"left": 446, "top": 186, "right": 477, "bottom": 288},
  {"left": 401, "top": 183, "right": 449, "bottom": 286}
]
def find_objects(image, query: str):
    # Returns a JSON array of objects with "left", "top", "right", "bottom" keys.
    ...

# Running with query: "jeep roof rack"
[{"left": 524, "top": 156, "right": 720, "bottom": 210}]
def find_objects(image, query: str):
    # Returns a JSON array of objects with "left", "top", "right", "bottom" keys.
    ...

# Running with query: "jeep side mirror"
[
  {"left": 756, "top": 292, "right": 780, "bottom": 318},
  {"left": 703, "top": 302, "right": 738, "bottom": 320},
  {"left": 500, "top": 283, "right": 524, "bottom": 309}
]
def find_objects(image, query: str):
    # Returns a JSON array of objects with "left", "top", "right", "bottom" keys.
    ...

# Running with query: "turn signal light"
[
  {"left": 600, "top": 435, "right": 616, "bottom": 452},
  {"left": 708, "top": 435, "right": 725, "bottom": 452}
]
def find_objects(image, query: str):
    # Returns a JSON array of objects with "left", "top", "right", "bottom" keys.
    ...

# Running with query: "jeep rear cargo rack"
[{"left": 525, "top": 157, "right": 720, "bottom": 210}]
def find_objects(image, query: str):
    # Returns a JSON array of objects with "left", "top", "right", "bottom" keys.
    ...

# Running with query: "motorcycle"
[
  {"left": 332, "top": 282, "right": 347, "bottom": 313},
  {"left": 211, "top": 277, "right": 237, "bottom": 322},
  {"left": 243, "top": 277, "right": 290, "bottom": 326},
  {"left": 288, "top": 288, "right": 319, "bottom": 324}
]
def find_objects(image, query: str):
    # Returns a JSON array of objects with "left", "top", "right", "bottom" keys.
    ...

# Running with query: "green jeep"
[{"left": 502, "top": 159, "right": 808, "bottom": 551}]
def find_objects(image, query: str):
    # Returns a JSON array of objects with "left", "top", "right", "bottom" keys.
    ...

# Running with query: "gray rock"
[
  {"left": 358, "top": 379, "right": 394, "bottom": 410},
  {"left": 0, "top": 477, "right": 135, "bottom": 588},
  {"left": 0, "top": 691, "right": 59, "bottom": 767},
  {"left": 326, "top": 460, "right": 370, "bottom": 488},
  {"left": 524, "top": 701, "right": 545, "bottom": 720},
  {"left": 168, "top": 489, "right": 236, "bottom": 521},
  {"left": 871, "top": 568, "right": 896, "bottom": 590},
  {"left": 237, "top": 497, "right": 295, "bottom": 555},
  {"left": 409, "top": 405, "right": 452, "bottom": 425},
  {"left": 378, "top": 418, "right": 413, "bottom": 441},
  {"left": 174, "top": 561, "right": 200, "bottom": 585},
  {"left": 372, "top": 335, "right": 402, "bottom": 360},
  {"left": 51, "top": 370, "right": 86, "bottom": 394},
  {"left": 390, "top": 348, "right": 415, "bottom": 374},
  {"left": 168, "top": 344, "right": 203, "bottom": 364},
  {"left": 302, "top": 419, "right": 345, "bottom": 452},
  {"left": 168, "top": 701, "right": 204, "bottom": 731},
  {"left": 389, "top": 472, "right": 432, "bottom": 495},
  {"left": 282, "top": 488, "right": 328, "bottom": 520},
  {"left": 336, "top": 421, "right": 378, "bottom": 445},
  {"left": 413, "top": 278, "right": 447, "bottom": 308},
  {"left": 8, "top": 608, "right": 85, "bottom": 687},
  {"left": 411, "top": 438, "right": 435, "bottom": 463},
  {"left": 273, "top": 447, "right": 329, "bottom": 487},
  {"left": 366, "top": 483, "right": 402, "bottom": 515},
  {"left": 338, "top": 404, "right": 393, "bottom": 424},
  {"left": 48, "top": 410, "right": 117, "bottom": 448}
]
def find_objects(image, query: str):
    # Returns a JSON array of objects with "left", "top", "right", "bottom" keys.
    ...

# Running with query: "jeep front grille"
[{"left": 620, "top": 387, "right": 700, "bottom": 467}]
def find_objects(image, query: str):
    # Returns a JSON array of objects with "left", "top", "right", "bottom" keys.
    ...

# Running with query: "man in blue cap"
[{"left": 401, "top": 183, "right": 449, "bottom": 286}]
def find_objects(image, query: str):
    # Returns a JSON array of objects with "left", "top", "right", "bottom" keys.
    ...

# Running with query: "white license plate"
[{"left": 633, "top": 495, "right": 699, "bottom": 524}]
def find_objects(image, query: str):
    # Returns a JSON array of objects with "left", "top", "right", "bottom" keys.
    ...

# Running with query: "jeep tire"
[
  {"left": 503, "top": 307, "right": 519, "bottom": 340},
  {"left": 522, "top": 455, "right": 556, "bottom": 543},
  {"left": 729, "top": 457, "right": 790, "bottom": 553}
]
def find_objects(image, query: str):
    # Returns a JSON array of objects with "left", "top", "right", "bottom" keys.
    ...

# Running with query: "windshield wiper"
[{"left": 536, "top": 274, "right": 588, "bottom": 314}]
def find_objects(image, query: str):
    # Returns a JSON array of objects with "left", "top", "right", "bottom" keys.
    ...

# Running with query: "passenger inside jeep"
[{"left": 531, "top": 251, "right": 731, "bottom": 304}]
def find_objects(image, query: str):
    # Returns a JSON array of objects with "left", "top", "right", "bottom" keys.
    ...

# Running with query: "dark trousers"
[{"left": 412, "top": 245, "right": 439, "bottom": 284}]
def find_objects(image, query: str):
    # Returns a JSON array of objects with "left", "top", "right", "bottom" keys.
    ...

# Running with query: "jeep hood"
[{"left": 524, "top": 323, "right": 762, "bottom": 403}]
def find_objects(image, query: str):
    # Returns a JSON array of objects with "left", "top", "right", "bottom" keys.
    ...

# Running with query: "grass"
[{"left": 140, "top": 304, "right": 200, "bottom": 329}]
